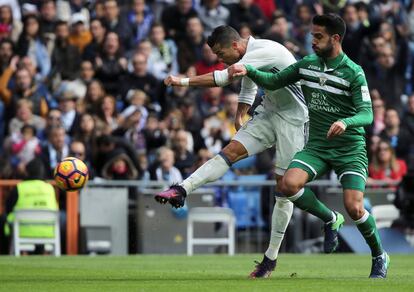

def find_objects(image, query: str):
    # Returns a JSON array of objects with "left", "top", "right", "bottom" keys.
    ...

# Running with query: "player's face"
[
  {"left": 311, "top": 25, "right": 336, "bottom": 58},
  {"left": 211, "top": 43, "right": 241, "bottom": 65}
]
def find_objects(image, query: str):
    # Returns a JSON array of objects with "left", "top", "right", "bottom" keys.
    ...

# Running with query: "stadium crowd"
[{"left": 1, "top": 0, "right": 414, "bottom": 252}]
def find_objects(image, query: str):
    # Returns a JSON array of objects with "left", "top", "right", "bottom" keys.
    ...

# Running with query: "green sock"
[
  {"left": 289, "top": 188, "right": 333, "bottom": 222},
  {"left": 356, "top": 213, "right": 383, "bottom": 257}
]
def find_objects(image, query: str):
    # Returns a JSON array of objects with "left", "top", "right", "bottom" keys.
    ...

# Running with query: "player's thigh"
[
  {"left": 274, "top": 117, "right": 306, "bottom": 176},
  {"left": 232, "top": 105, "right": 276, "bottom": 157},
  {"left": 332, "top": 145, "right": 368, "bottom": 192},
  {"left": 288, "top": 149, "right": 330, "bottom": 182}
]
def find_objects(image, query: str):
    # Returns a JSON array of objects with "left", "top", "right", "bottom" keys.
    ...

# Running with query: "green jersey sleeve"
[
  {"left": 245, "top": 62, "right": 301, "bottom": 91},
  {"left": 340, "top": 71, "right": 373, "bottom": 128}
]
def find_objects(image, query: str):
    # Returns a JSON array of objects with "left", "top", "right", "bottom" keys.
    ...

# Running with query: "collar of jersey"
[
  {"left": 246, "top": 36, "right": 255, "bottom": 52},
  {"left": 320, "top": 52, "right": 346, "bottom": 72}
]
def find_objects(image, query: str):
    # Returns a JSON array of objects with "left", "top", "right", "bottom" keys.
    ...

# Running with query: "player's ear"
[{"left": 231, "top": 41, "right": 238, "bottom": 50}]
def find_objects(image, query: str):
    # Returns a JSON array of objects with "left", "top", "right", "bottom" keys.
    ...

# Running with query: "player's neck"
[{"left": 325, "top": 46, "right": 343, "bottom": 60}]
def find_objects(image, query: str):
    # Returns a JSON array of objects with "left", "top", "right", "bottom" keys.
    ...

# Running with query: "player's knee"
[
  {"left": 280, "top": 175, "right": 303, "bottom": 196},
  {"left": 345, "top": 203, "right": 365, "bottom": 221},
  {"left": 222, "top": 142, "right": 247, "bottom": 163}
]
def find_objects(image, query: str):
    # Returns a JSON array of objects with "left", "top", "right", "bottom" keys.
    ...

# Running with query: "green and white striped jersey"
[{"left": 245, "top": 52, "right": 373, "bottom": 149}]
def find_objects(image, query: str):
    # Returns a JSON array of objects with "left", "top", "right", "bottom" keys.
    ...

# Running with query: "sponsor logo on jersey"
[
  {"left": 309, "top": 92, "right": 340, "bottom": 113},
  {"left": 308, "top": 65, "right": 320, "bottom": 70},
  {"left": 361, "top": 86, "right": 371, "bottom": 102},
  {"left": 318, "top": 77, "right": 328, "bottom": 86}
]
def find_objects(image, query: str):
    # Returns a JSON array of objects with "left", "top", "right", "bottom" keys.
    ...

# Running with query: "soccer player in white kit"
[{"left": 155, "top": 26, "right": 308, "bottom": 278}]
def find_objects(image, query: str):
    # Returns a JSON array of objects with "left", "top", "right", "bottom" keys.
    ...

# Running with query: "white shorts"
[{"left": 233, "top": 104, "right": 306, "bottom": 175}]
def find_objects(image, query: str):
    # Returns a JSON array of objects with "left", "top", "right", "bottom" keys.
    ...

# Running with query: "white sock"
[
  {"left": 265, "top": 196, "right": 293, "bottom": 260},
  {"left": 180, "top": 154, "right": 230, "bottom": 195},
  {"left": 326, "top": 211, "right": 337, "bottom": 224}
]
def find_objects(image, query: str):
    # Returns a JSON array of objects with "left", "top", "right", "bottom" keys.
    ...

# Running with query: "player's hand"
[
  {"left": 228, "top": 64, "right": 247, "bottom": 80},
  {"left": 164, "top": 75, "right": 182, "bottom": 86},
  {"left": 327, "top": 121, "right": 346, "bottom": 139}
]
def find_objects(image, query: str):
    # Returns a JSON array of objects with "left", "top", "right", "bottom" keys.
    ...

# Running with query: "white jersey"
[{"left": 214, "top": 36, "right": 308, "bottom": 126}]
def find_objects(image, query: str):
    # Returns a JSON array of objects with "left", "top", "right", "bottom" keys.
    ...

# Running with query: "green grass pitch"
[{"left": 0, "top": 254, "right": 413, "bottom": 291}]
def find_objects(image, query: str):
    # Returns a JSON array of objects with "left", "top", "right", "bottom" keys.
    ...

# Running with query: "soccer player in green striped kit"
[{"left": 229, "top": 13, "right": 389, "bottom": 278}]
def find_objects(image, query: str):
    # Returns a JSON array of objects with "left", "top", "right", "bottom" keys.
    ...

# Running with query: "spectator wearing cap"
[
  {"left": 119, "top": 52, "right": 160, "bottom": 107},
  {"left": 57, "top": 90, "right": 81, "bottom": 137},
  {"left": 83, "top": 18, "right": 107, "bottom": 61},
  {"left": 50, "top": 21, "right": 82, "bottom": 83},
  {"left": 68, "top": 13, "right": 92, "bottom": 53},
  {"left": 16, "top": 14, "right": 51, "bottom": 82},
  {"left": 94, "top": 31, "right": 128, "bottom": 96},
  {"left": 0, "top": 4, "right": 22, "bottom": 43}
]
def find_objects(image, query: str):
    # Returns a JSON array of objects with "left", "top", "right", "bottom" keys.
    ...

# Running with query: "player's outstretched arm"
[{"left": 164, "top": 72, "right": 217, "bottom": 87}]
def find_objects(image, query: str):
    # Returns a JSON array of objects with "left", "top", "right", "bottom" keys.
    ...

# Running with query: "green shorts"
[{"left": 288, "top": 144, "right": 368, "bottom": 192}]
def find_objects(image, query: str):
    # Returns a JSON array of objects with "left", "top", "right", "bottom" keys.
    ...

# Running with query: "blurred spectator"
[
  {"left": 392, "top": 171, "right": 414, "bottom": 230},
  {"left": 117, "top": 104, "right": 147, "bottom": 154},
  {"left": 366, "top": 97, "right": 386, "bottom": 137},
  {"left": 147, "top": 22, "right": 179, "bottom": 80},
  {"left": 380, "top": 107, "right": 411, "bottom": 159},
  {"left": 177, "top": 16, "right": 205, "bottom": 75},
  {"left": 83, "top": 18, "right": 107, "bottom": 61},
  {"left": 39, "top": 125, "right": 69, "bottom": 178},
  {"left": 292, "top": 3, "right": 314, "bottom": 54},
  {"left": 82, "top": 79, "right": 105, "bottom": 114},
  {"left": 152, "top": 146, "right": 183, "bottom": 184},
  {"left": 255, "top": 0, "right": 276, "bottom": 23},
  {"left": 360, "top": 33, "right": 387, "bottom": 72},
  {"left": 0, "top": 0, "right": 20, "bottom": 22},
  {"left": 263, "top": 11, "right": 307, "bottom": 59},
  {"left": 178, "top": 97, "right": 205, "bottom": 152},
  {"left": 57, "top": 90, "right": 81, "bottom": 136},
  {"left": 94, "top": 31, "right": 128, "bottom": 96},
  {"left": 119, "top": 52, "right": 161, "bottom": 107},
  {"left": 73, "top": 113, "right": 98, "bottom": 162},
  {"left": 102, "top": 0, "right": 134, "bottom": 51},
  {"left": 16, "top": 14, "right": 51, "bottom": 82},
  {"left": 161, "top": 0, "right": 198, "bottom": 41},
  {"left": 120, "top": 89, "right": 149, "bottom": 130},
  {"left": 68, "top": 13, "right": 92, "bottom": 53},
  {"left": 69, "top": 139, "right": 95, "bottom": 179},
  {"left": 216, "top": 92, "right": 242, "bottom": 138},
  {"left": 0, "top": 38, "right": 14, "bottom": 75},
  {"left": 50, "top": 21, "right": 82, "bottom": 84},
  {"left": 56, "top": 0, "right": 90, "bottom": 25},
  {"left": 101, "top": 148, "right": 139, "bottom": 180},
  {"left": 10, "top": 124, "right": 41, "bottom": 175},
  {"left": 194, "top": 43, "right": 225, "bottom": 76},
  {"left": 196, "top": 0, "right": 230, "bottom": 38},
  {"left": 171, "top": 128, "right": 196, "bottom": 178},
  {"left": 9, "top": 67, "right": 49, "bottom": 118},
  {"left": 0, "top": 4, "right": 22, "bottom": 42},
  {"left": 37, "top": 108, "right": 62, "bottom": 142},
  {"left": 342, "top": 3, "right": 380, "bottom": 63},
  {"left": 8, "top": 99, "right": 45, "bottom": 136},
  {"left": 401, "top": 94, "right": 414, "bottom": 166},
  {"left": 369, "top": 139, "right": 408, "bottom": 182},
  {"left": 128, "top": 0, "right": 154, "bottom": 45},
  {"left": 239, "top": 23, "right": 253, "bottom": 39},
  {"left": 228, "top": 0, "right": 269, "bottom": 36},
  {"left": 142, "top": 113, "right": 168, "bottom": 159},
  {"left": 198, "top": 86, "right": 224, "bottom": 117},
  {"left": 93, "top": 94, "right": 120, "bottom": 135},
  {"left": 39, "top": 0, "right": 58, "bottom": 54},
  {"left": 94, "top": 134, "right": 141, "bottom": 178},
  {"left": 366, "top": 44, "right": 406, "bottom": 110}
]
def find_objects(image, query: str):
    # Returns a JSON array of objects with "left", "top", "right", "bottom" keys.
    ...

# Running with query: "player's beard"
[{"left": 314, "top": 43, "right": 334, "bottom": 58}]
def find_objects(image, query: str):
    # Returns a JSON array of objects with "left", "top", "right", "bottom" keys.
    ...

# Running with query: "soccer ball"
[{"left": 54, "top": 157, "right": 89, "bottom": 191}]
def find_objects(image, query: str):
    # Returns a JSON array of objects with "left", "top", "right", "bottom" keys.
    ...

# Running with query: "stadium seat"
[
  {"left": 371, "top": 204, "right": 400, "bottom": 229},
  {"left": 187, "top": 207, "right": 236, "bottom": 256},
  {"left": 13, "top": 209, "right": 61, "bottom": 257}
]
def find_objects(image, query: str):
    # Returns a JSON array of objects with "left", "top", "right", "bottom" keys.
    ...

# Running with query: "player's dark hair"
[
  {"left": 312, "top": 13, "right": 346, "bottom": 42},
  {"left": 207, "top": 25, "right": 241, "bottom": 48}
]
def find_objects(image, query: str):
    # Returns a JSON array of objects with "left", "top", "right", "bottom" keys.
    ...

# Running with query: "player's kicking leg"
[{"left": 155, "top": 140, "right": 247, "bottom": 207}]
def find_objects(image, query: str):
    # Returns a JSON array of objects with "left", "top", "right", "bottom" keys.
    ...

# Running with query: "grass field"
[{"left": 0, "top": 254, "right": 413, "bottom": 291}]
